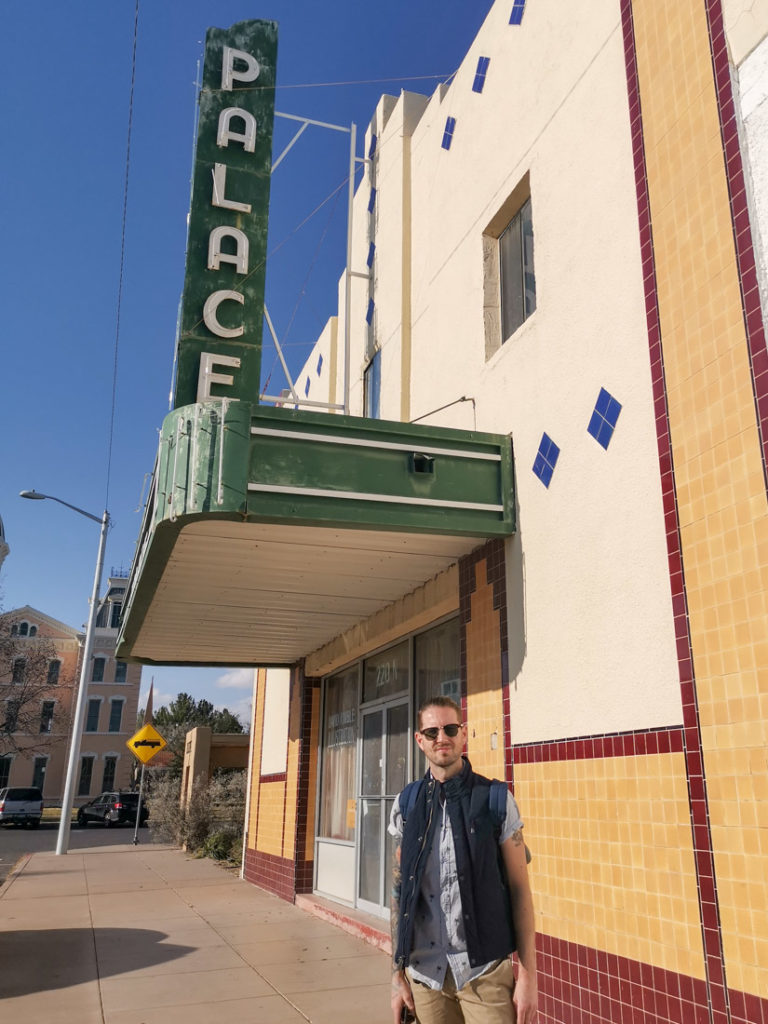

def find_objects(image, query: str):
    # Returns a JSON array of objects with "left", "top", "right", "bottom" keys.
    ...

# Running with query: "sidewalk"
[{"left": 0, "top": 844, "right": 392, "bottom": 1023}]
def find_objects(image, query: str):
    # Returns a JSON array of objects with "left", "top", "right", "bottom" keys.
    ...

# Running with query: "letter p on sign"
[{"left": 221, "top": 47, "right": 260, "bottom": 90}]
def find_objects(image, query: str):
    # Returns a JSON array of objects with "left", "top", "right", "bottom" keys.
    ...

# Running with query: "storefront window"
[
  {"left": 319, "top": 668, "right": 358, "bottom": 842},
  {"left": 414, "top": 618, "right": 460, "bottom": 775},
  {"left": 363, "top": 641, "right": 409, "bottom": 703}
]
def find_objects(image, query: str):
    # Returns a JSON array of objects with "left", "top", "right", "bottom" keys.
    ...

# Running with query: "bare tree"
[{"left": 0, "top": 613, "right": 74, "bottom": 757}]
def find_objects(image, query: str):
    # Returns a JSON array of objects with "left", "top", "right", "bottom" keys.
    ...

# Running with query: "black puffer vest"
[{"left": 394, "top": 758, "right": 516, "bottom": 970}]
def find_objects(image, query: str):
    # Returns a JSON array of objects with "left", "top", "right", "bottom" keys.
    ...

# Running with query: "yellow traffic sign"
[{"left": 127, "top": 723, "right": 167, "bottom": 764}]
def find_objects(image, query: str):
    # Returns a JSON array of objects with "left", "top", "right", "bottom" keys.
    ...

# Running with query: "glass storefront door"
[{"left": 357, "top": 699, "right": 410, "bottom": 916}]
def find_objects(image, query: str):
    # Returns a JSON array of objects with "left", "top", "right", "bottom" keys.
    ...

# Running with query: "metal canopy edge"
[{"left": 117, "top": 401, "right": 515, "bottom": 667}]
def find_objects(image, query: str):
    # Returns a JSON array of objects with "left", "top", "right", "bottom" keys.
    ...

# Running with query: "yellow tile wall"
[
  {"left": 465, "top": 562, "right": 506, "bottom": 780},
  {"left": 517, "top": 753, "right": 704, "bottom": 980},
  {"left": 633, "top": 0, "right": 768, "bottom": 999},
  {"left": 255, "top": 781, "right": 287, "bottom": 857},
  {"left": 247, "top": 668, "right": 267, "bottom": 850}
]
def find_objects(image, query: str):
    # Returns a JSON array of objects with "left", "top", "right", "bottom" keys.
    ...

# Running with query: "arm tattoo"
[
  {"left": 390, "top": 842, "right": 402, "bottom": 956},
  {"left": 510, "top": 828, "right": 524, "bottom": 846}
]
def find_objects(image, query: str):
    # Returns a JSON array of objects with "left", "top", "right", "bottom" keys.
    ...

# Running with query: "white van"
[{"left": 0, "top": 787, "right": 44, "bottom": 827}]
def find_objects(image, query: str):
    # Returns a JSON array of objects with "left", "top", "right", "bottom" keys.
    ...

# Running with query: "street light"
[{"left": 19, "top": 489, "right": 110, "bottom": 855}]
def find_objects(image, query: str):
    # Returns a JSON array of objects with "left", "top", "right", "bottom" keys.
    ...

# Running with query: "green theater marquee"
[{"left": 117, "top": 20, "right": 516, "bottom": 668}]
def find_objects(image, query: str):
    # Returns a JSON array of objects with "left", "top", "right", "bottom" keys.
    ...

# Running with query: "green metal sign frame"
[{"left": 173, "top": 20, "right": 278, "bottom": 409}]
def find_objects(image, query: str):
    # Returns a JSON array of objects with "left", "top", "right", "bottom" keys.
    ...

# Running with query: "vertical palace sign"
[{"left": 173, "top": 20, "right": 278, "bottom": 409}]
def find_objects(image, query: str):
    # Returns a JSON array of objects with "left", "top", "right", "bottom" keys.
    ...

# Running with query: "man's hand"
[
  {"left": 513, "top": 963, "right": 537, "bottom": 1023},
  {"left": 391, "top": 968, "right": 415, "bottom": 1024}
]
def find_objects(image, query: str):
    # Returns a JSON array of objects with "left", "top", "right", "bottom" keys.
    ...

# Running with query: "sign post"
[{"left": 126, "top": 723, "right": 167, "bottom": 845}]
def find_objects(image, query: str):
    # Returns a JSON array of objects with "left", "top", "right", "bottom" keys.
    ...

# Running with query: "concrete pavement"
[{"left": 0, "top": 844, "right": 392, "bottom": 1023}]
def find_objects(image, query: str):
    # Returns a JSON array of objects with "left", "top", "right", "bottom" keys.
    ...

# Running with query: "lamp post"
[{"left": 19, "top": 489, "right": 110, "bottom": 855}]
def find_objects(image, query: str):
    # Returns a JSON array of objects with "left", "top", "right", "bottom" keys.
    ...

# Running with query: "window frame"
[
  {"left": 482, "top": 173, "right": 536, "bottom": 360},
  {"left": 40, "top": 701, "right": 55, "bottom": 734},
  {"left": 85, "top": 698, "right": 102, "bottom": 733},
  {"left": 91, "top": 657, "right": 106, "bottom": 683},
  {"left": 108, "top": 699, "right": 124, "bottom": 734}
]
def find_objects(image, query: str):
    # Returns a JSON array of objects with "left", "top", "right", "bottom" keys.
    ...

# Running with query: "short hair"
[{"left": 417, "top": 695, "right": 462, "bottom": 730}]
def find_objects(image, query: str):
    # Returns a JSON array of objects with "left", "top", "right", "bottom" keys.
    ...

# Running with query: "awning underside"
[{"left": 126, "top": 519, "right": 481, "bottom": 665}]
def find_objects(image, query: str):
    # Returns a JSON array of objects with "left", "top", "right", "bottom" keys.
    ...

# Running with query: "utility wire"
[{"left": 105, "top": 0, "right": 140, "bottom": 514}]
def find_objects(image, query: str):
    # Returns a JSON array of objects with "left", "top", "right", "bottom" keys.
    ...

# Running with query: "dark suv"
[
  {"left": 76, "top": 791, "right": 149, "bottom": 828},
  {"left": 0, "top": 787, "right": 44, "bottom": 827}
]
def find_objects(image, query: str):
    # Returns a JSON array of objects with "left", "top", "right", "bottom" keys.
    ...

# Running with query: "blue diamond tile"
[
  {"left": 368, "top": 187, "right": 376, "bottom": 213},
  {"left": 441, "top": 116, "right": 456, "bottom": 150},
  {"left": 316, "top": 354, "right": 323, "bottom": 376},
  {"left": 588, "top": 388, "right": 622, "bottom": 449},
  {"left": 509, "top": 0, "right": 526, "bottom": 26},
  {"left": 533, "top": 433, "right": 560, "bottom": 488}
]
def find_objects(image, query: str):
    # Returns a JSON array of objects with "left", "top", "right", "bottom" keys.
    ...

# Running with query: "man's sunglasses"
[{"left": 419, "top": 724, "right": 463, "bottom": 740}]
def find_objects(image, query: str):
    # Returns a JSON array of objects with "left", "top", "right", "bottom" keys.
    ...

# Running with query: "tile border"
[{"left": 619, "top": 2, "right": 731, "bottom": 1020}]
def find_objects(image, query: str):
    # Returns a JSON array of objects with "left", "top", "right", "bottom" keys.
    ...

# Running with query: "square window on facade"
[
  {"left": 91, "top": 658, "right": 105, "bottom": 683},
  {"left": 12, "top": 658, "right": 25, "bottom": 684},
  {"left": 47, "top": 660, "right": 60, "bottom": 685},
  {"left": 114, "top": 661, "right": 127, "bottom": 683}
]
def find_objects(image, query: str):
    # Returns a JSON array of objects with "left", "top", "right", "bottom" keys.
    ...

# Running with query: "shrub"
[{"left": 145, "top": 767, "right": 246, "bottom": 858}]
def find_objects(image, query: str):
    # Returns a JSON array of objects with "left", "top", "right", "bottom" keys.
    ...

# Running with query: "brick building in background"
[{"left": 1, "top": 576, "right": 141, "bottom": 803}]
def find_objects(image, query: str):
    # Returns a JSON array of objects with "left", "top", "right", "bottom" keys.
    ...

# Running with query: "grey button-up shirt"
[{"left": 388, "top": 777, "right": 522, "bottom": 992}]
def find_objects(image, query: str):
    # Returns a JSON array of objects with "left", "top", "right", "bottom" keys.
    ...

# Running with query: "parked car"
[
  {"left": 0, "top": 786, "right": 44, "bottom": 827},
  {"left": 76, "top": 791, "right": 149, "bottom": 828}
]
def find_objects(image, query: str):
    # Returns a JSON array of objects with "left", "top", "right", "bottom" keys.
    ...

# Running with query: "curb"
[{"left": 0, "top": 852, "right": 33, "bottom": 897}]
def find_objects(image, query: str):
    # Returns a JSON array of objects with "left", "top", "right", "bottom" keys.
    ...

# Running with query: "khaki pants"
[{"left": 409, "top": 959, "right": 517, "bottom": 1024}]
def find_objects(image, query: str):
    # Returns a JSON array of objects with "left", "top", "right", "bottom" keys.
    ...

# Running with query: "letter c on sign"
[{"left": 203, "top": 290, "right": 244, "bottom": 338}]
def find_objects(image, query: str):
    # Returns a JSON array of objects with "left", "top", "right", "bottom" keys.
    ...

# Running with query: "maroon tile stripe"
[
  {"left": 512, "top": 725, "right": 683, "bottom": 764},
  {"left": 259, "top": 772, "right": 287, "bottom": 783},
  {"left": 535, "top": 932, "right": 768, "bottom": 1024},
  {"left": 619, "top": 3, "right": 731, "bottom": 1022},
  {"left": 294, "top": 668, "right": 320, "bottom": 893},
  {"left": 704, "top": 0, "right": 768, "bottom": 492}
]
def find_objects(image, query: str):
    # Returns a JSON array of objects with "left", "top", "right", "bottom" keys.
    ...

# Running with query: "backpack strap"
[
  {"left": 399, "top": 779, "right": 424, "bottom": 825},
  {"left": 489, "top": 779, "right": 508, "bottom": 834}
]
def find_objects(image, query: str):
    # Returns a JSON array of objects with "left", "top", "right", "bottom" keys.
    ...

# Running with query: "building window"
[
  {"left": 32, "top": 757, "right": 47, "bottom": 791},
  {"left": 18, "top": 622, "right": 28, "bottom": 637},
  {"left": 483, "top": 175, "right": 536, "bottom": 359},
  {"left": 108, "top": 700, "right": 124, "bottom": 733},
  {"left": 3, "top": 701, "right": 20, "bottom": 734},
  {"left": 29, "top": 625, "right": 37, "bottom": 637},
  {"left": 40, "top": 701, "right": 55, "bottom": 734},
  {"left": 110, "top": 603, "right": 122, "bottom": 629},
  {"left": 102, "top": 756, "right": 117, "bottom": 792},
  {"left": 12, "top": 658, "right": 25, "bottom": 684},
  {"left": 91, "top": 657, "right": 105, "bottom": 683},
  {"left": 499, "top": 197, "right": 536, "bottom": 341},
  {"left": 10, "top": 625, "right": 17, "bottom": 636},
  {"left": 78, "top": 756, "right": 94, "bottom": 797},
  {"left": 114, "top": 661, "right": 127, "bottom": 683},
  {"left": 318, "top": 668, "right": 358, "bottom": 843},
  {"left": 47, "top": 660, "right": 61, "bottom": 685},
  {"left": 0, "top": 756, "right": 11, "bottom": 789},
  {"left": 364, "top": 351, "right": 381, "bottom": 419},
  {"left": 85, "top": 699, "right": 101, "bottom": 732}
]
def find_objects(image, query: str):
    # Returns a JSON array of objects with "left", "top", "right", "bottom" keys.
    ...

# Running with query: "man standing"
[{"left": 389, "top": 697, "right": 537, "bottom": 1024}]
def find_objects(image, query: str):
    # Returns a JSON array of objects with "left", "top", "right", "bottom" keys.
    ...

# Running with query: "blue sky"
[{"left": 0, "top": 0, "right": 493, "bottom": 721}]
